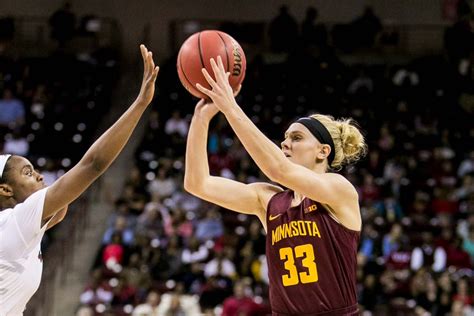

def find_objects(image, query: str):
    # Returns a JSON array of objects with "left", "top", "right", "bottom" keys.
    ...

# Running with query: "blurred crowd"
[
  {"left": 77, "top": 5, "right": 474, "bottom": 316},
  {"left": 0, "top": 48, "right": 118, "bottom": 247}
]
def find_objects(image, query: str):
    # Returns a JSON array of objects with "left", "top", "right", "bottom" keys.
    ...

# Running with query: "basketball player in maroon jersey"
[{"left": 184, "top": 56, "right": 367, "bottom": 315}]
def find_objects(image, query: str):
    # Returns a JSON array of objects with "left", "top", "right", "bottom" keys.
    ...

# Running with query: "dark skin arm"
[{"left": 43, "top": 45, "right": 159, "bottom": 220}]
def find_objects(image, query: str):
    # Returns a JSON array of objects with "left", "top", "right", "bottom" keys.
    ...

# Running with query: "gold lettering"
[
  {"left": 298, "top": 221, "right": 307, "bottom": 236},
  {"left": 271, "top": 221, "right": 321, "bottom": 245},
  {"left": 291, "top": 221, "right": 299, "bottom": 237},
  {"left": 284, "top": 223, "right": 292, "bottom": 238},
  {"left": 312, "top": 222, "right": 321, "bottom": 238},
  {"left": 279, "top": 224, "right": 285, "bottom": 239},
  {"left": 272, "top": 228, "right": 278, "bottom": 246},
  {"left": 305, "top": 221, "right": 313, "bottom": 235}
]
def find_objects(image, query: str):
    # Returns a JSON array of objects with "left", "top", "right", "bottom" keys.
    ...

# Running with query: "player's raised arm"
[
  {"left": 196, "top": 56, "right": 367, "bottom": 230},
  {"left": 43, "top": 45, "right": 159, "bottom": 219},
  {"left": 184, "top": 99, "right": 281, "bottom": 229}
]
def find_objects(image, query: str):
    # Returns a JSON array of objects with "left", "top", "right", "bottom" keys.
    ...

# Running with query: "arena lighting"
[
  {"left": 54, "top": 122, "right": 63, "bottom": 131},
  {"left": 145, "top": 171, "right": 155, "bottom": 181},
  {"left": 37, "top": 157, "right": 46, "bottom": 167},
  {"left": 31, "top": 122, "right": 40, "bottom": 130},
  {"left": 77, "top": 123, "right": 86, "bottom": 131},
  {"left": 72, "top": 134, "right": 82, "bottom": 143},
  {"left": 61, "top": 158, "right": 71, "bottom": 168}
]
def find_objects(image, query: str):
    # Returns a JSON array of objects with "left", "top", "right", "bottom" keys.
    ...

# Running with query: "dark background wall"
[{"left": 0, "top": 0, "right": 447, "bottom": 61}]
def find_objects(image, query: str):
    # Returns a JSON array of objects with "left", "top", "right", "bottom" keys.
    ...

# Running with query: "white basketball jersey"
[{"left": 0, "top": 188, "right": 49, "bottom": 316}]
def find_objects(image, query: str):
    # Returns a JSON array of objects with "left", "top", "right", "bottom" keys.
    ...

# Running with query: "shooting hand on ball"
[{"left": 196, "top": 56, "right": 240, "bottom": 114}]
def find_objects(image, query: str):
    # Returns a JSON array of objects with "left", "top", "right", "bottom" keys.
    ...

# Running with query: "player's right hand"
[
  {"left": 136, "top": 44, "right": 159, "bottom": 106},
  {"left": 195, "top": 99, "right": 219, "bottom": 121}
]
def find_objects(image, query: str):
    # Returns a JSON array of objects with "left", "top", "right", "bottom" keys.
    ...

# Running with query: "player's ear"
[
  {"left": 0, "top": 184, "right": 13, "bottom": 197},
  {"left": 315, "top": 144, "right": 331, "bottom": 161}
]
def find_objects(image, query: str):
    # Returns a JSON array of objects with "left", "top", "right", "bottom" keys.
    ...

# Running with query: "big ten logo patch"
[{"left": 304, "top": 204, "right": 317, "bottom": 214}]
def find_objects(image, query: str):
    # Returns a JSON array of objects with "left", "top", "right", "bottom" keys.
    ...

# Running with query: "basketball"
[{"left": 177, "top": 30, "right": 246, "bottom": 99}]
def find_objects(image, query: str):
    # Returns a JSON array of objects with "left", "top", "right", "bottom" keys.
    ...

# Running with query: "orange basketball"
[{"left": 177, "top": 30, "right": 246, "bottom": 99}]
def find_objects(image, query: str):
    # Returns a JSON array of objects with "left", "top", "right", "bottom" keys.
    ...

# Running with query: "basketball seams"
[
  {"left": 216, "top": 32, "right": 230, "bottom": 72},
  {"left": 178, "top": 49, "right": 202, "bottom": 97},
  {"left": 197, "top": 32, "right": 206, "bottom": 70}
]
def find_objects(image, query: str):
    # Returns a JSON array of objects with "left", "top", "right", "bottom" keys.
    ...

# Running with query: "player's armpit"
[
  {"left": 44, "top": 206, "right": 68, "bottom": 230},
  {"left": 186, "top": 178, "right": 281, "bottom": 226}
]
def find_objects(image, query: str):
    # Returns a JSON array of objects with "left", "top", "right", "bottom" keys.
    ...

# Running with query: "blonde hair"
[{"left": 310, "top": 114, "right": 367, "bottom": 169}]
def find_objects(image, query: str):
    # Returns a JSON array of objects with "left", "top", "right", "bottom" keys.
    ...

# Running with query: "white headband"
[{"left": 0, "top": 155, "right": 12, "bottom": 179}]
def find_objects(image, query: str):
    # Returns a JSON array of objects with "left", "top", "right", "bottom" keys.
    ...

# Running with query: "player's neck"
[
  {"left": 312, "top": 163, "right": 327, "bottom": 174},
  {"left": 0, "top": 197, "right": 17, "bottom": 210}
]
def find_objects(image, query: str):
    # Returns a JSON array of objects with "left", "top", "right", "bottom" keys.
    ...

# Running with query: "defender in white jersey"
[{"left": 0, "top": 44, "right": 159, "bottom": 315}]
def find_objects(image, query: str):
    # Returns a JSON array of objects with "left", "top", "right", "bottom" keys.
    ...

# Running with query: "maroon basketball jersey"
[{"left": 266, "top": 190, "right": 360, "bottom": 315}]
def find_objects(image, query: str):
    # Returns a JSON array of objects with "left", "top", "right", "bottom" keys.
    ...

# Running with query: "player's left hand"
[
  {"left": 136, "top": 44, "right": 160, "bottom": 106},
  {"left": 196, "top": 56, "right": 241, "bottom": 113},
  {"left": 195, "top": 99, "right": 219, "bottom": 121}
]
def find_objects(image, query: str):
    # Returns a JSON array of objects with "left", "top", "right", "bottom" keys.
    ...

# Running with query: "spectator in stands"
[
  {"left": 80, "top": 269, "right": 113, "bottom": 306},
  {"left": 445, "top": 237, "right": 472, "bottom": 268},
  {"left": 204, "top": 248, "right": 236, "bottom": 279},
  {"left": 411, "top": 231, "right": 447, "bottom": 272},
  {"left": 351, "top": 6, "right": 383, "bottom": 49},
  {"left": 359, "top": 274, "right": 381, "bottom": 312},
  {"left": 0, "top": 17, "right": 14, "bottom": 43},
  {"left": 165, "top": 110, "right": 188, "bottom": 138},
  {"left": 301, "top": 7, "right": 328, "bottom": 50},
  {"left": 181, "top": 236, "right": 209, "bottom": 264},
  {"left": 194, "top": 207, "right": 224, "bottom": 241},
  {"left": 107, "top": 199, "right": 137, "bottom": 232},
  {"left": 462, "top": 228, "right": 474, "bottom": 263},
  {"left": 49, "top": 2, "right": 76, "bottom": 47},
  {"left": 382, "top": 223, "right": 404, "bottom": 258},
  {"left": 458, "top": 150, "right": 474, "bottom": 177},
  {"left": 347, "top": 68, "right": 374, "bottom": 95},
  {"left": 414, "top": 276, "right": 439, "bottom": 315},
  {"left": 222, "top": 279, "right": 263, "bottom": 316},
  {"left": 158, "top": 283, "right": 201, "bottom": 315},
  {"left": 110, "top": 275, "right": 137, "bottom": 307},
  {"left": 0, "top": 88, "right": 25, "bottom": 131},
  {"left": 102, "top": 232, "right": 125, "bottom": 269},
  {"left": 236, "top": 219, "right": 266, "bottom": 277},
  {"left": 103, "top": 215, "right": 135, "bottom": 246},
  {"left": 75, "top": 305, "right": 94, "bottom": 316},
  {"left": 136, "top": 205, "right": 164, "bottom": 239},
  {"left": 147, "top": 166, "right": 177, "bottom": 198},
  {"left": 359, "top": 224, "right": 379, "bottom": 262},
  {"left": 132, "top": 291, "right": 160, "bottom": 316},
  {"left": 268, "top": 5, "right": 298, "bottom": 53},
  {"left": 359, "top": 174, "right": 381, "bottom": 205},
  {"left": 3, "top": 130, "right": 29, "bottom": 156}
]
